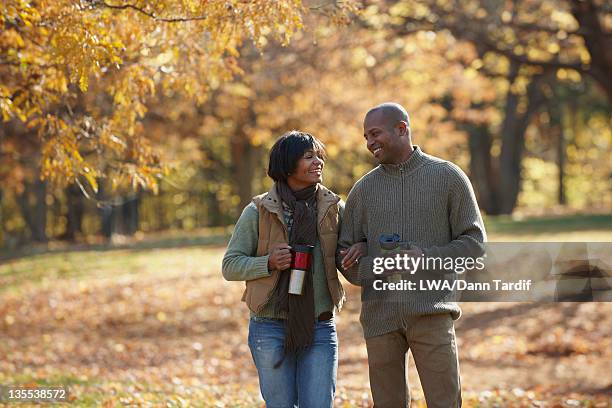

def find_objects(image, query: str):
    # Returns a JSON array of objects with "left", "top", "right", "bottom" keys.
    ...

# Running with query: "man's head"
[{"left": 363, "top": 102, "right": 412, "bottom": 164}]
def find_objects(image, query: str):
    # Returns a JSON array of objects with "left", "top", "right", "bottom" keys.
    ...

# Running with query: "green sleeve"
[{"left": 222, "top": 203, "right": 271, "bottom": 281}]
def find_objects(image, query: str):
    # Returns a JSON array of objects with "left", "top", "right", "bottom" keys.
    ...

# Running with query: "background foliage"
[{"left": 1, "top": 0, "right": 610, "bottom": 247}]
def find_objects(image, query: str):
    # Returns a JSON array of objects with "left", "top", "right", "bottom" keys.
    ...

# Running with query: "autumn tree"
[
  {"left": 165, "top": 17, "right": 485, "bottom": 212},
  {"left": 1, "top": 0, "right": 360, "bottom": 193},
  {"left": 362, "top": 0, "right": 610, "bottom": 214},
  {"left": 1, "top": 0, "right": 358, "bottom": 241}
]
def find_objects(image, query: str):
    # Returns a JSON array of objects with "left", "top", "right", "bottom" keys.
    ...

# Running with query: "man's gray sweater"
[{"left": 338, "top": 146, "right": 486, "bottom": 338}]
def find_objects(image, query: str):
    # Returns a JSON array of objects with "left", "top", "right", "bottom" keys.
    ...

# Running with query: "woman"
[{"left": 222, "top": 130, "right": 364, "bottom": 407}]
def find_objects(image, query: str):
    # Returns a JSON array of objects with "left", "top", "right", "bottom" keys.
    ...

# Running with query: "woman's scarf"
[{"left": 271, "top": 181, "right": 318, "bottom": 367}]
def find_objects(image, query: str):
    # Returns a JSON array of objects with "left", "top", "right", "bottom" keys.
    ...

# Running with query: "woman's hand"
[
  {"left": 340, "top": 242, "right": 367, "bottom": 270},
  {"left": 268, "top": 243, "right": 292, "bottom": 271}
]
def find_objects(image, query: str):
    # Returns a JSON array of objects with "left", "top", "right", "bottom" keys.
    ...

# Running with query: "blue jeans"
[{"left": 248, "top": 316, "right": 338, "bottom": 408}]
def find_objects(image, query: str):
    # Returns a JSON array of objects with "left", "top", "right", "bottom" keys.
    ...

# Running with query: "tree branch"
[
  {"left": 93, "top": 1, "right": 210, "bottom": 23},
  {"left": 377, "top": 13, "right": 590, "bottom": 74},
  {"left": 309, "top": 0, "right": 347, "bottom": 11},
  {"left": 93, "top": 0, "right": 342, "bottom": 23},
  {"left": 479, "top": 38, "right": 586, "bottom": 72}
]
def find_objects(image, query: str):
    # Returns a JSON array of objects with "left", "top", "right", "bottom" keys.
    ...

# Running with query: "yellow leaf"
[
  {"left": 84, "top": 171, "right": 98, "bottom": 193},
  {"left": 71, "top": 149, "right": 84, "bottom": 163},
  {"left": 114, "top": 91, "right": 126, "bottom": 105},
  {"left": 79, "top": 71, "right": 88, "bottom": 92}
]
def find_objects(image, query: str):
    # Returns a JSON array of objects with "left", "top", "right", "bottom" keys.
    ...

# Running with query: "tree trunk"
[
  {"left": 0, "top": 188, "right": 4, "bottom": 246},
  {"left": 570, "top": 0, "right": 612, "bottom": 102},
  {"left": 156, "top": 184, "right": 168, "bottom": 231},
  {"left": 498, "top": 69, "right": 548, "bottom": 214},
  {"left": 498, "top": 63, "right": 522, "bottom": 214},
  {"left": 205, "top": 187, "right": 224, "bottom": 226},
  {"left": 548, "top": 98, "right": 566, "bottom": 205},
  {"left": 230, "top": 106, "right": 264, "bottom": 212},
  {"left": 467, "top": 124, "right": 500, "bottom": 214},
  {"left": 231, "top": 135, "right": 262, "bottom": 211},
  {"left": 557, "top": 123, "right": 566, "bottom": 206},
  {"left": 97, "top": 180, "right": 140, "bottom": 238},
  {"left": 64, "top": 183, "right": 85, "bottom": 241},
  {"left": 121, "top": 194, "right": 140, "bottom": 236},
  {"left": 32, "top": 178, "right": 47, "bottom": 241},
  {"left": 16, "top": 178, "right": 48, "bottom": 242},
  {"left": 98, "top": 182, "right": 113, "bottom": 239}
]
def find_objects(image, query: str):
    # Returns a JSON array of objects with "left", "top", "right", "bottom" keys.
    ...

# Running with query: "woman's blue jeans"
[{"left": 248, "top": 316, "right": 338, "bottom": 408}]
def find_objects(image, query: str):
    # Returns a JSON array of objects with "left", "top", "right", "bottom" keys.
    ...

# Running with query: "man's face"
[{"left": 363, "top": 111, "right": 404, "bottom": 164}]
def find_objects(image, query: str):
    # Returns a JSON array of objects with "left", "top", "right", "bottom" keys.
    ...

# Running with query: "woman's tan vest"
[{"left": 240, "top": 185, "right": 346, "bottom": 313}]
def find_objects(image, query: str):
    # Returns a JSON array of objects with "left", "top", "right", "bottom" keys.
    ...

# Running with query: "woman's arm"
[{"left": 222, "top": 203, "right": 272, "bottom": 281}]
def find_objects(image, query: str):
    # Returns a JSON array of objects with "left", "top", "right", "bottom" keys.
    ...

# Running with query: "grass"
[
  {"left": 1, "top": 213, "right": 610, "bottom": 294},
  {"left": 0, "top": 371, "right": 183, "bottom": 407},
  {"left": 0, "top": 245, "right": 224, "bottom": 295},
  {"left": 1, "top": 373, "right": 91, "bottom": 386},
  {"left": 1, "top": 214, "right": 611, "bottom": 407},
  {"left": 0, "top": 226, "right": 232, "bottom": 262},
  {"left": 484, "top": 213, "right": 612, "bottom": 234}
]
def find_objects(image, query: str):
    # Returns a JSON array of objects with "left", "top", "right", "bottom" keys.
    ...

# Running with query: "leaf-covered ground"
[{"left": 1, "top": 230, "right": 611, "bottom": 407}]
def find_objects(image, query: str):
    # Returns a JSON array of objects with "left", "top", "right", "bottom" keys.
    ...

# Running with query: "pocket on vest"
[{"left": 244, "top": 273, "right": 279, "bottom": 312}]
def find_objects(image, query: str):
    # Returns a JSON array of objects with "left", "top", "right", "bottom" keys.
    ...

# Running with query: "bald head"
[
  {"left": 363, "top": 102, "right": 414, "bottom": 164},
  {"left": 364, "top": 102, "right": 410, "bottom": 130}
]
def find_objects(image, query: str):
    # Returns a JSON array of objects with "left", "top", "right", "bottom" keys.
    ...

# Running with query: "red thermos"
[{"left": 288, "top": 244, "right": 314, "bottom": 295}]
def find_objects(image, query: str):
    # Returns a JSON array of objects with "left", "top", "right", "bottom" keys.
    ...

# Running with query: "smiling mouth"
[
  {"left": 309, "top": 169, "right": 322, "bottom": 175},
  {"left": 372, "top": 147, "right": 382, "bottom": 155}
]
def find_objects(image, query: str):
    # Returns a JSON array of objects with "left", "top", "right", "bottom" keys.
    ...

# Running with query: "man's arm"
[
  {"left": 422, "top": 163, "right": 487, "bottom": 261},
  {"left": 336, "top": 184, "right": 372, "bottom": 286}
]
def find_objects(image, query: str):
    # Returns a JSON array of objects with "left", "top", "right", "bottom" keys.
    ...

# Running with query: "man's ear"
[{"left": 397, "top": 121, "right": 408, "bottom": 137}]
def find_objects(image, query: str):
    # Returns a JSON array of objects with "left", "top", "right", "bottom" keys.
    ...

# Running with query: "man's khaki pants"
[{"left": 365, "top": 313, "right": 461, "bottom": 408}]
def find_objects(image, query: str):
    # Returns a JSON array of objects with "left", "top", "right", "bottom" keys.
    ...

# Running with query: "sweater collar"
[{"left": 380, "top": 145, "right": 427, "bottom": 176}]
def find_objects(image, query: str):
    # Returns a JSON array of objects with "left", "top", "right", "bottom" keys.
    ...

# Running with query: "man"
[{"left": 338, "top": 102, "right": 486, "bottom": 407}]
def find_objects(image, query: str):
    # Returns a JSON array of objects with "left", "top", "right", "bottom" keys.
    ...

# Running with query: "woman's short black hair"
[{"left": 267, "top": 130, "right": 327, "bottom": 182}]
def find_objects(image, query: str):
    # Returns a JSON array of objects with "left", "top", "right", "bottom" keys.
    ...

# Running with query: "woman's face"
[{"left": 287, "top": 148, "right": 324, "bottom": 190}]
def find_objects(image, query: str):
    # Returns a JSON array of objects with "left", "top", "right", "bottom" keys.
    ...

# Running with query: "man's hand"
[
  {"left": 397, "top": 247, "right": 423, "bottom": 259},
  {"left": 377, "top": 247, "right": 423, "bottom": 277},
  {"left": 340, "top": 242, "right": 367, "bottom": 270},
  {"left": 268, "top": 243, "right": 292, "bottom": 271}
]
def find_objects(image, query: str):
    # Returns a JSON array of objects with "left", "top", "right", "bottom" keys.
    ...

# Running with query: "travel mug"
[
  {"left": 379, "top": 233, "right": 402, "bottom": 252},
  {"left": 379, "top": 233, "right": 411, "bottom": 283},
  {"left": 288, "top": 244, "right": 314, "bottom": 295}
]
